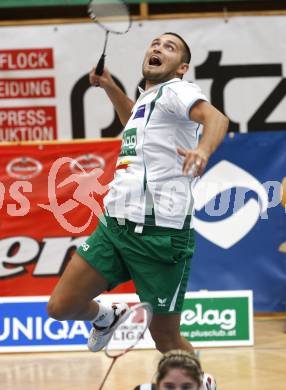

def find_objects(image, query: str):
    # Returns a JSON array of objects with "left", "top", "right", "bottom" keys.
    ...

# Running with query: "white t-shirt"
[{"left": 104, "top": 78, "right": 207, "bottom": 229}]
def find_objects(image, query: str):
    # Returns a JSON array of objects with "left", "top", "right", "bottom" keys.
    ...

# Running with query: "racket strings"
[
  {"left": 105, "top": 302, "right": 153, "bottom": 358},
  {"left": 88, "top": 1, "right": 130, "bottom": 33},
  {"left": 98, "top": 303, "right": 153, "bottom": 389}
]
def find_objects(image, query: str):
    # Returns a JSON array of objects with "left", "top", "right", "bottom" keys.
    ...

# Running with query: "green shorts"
[{"left": 77, "top": 216, "right": 195, "bottom": 314}]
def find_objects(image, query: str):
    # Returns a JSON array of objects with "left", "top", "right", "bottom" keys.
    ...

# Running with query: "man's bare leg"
[
  {"left": 47, "top": 252, "right": 109, "bottom": 321},
  {"left": 149, "top": 313, "right": 193, "bottom": 353}
]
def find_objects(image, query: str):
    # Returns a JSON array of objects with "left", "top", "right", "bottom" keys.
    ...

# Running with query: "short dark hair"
[{"left": 163, "top": 32, "right": 191, "bottom": 64}]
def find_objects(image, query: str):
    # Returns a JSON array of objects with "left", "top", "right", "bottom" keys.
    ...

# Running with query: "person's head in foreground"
[
  {"left": 142, "top": 32, "right": 191, "bottom": 88},
  {"left": 156, "top": 349, "right": 203, "bottom": 390}
]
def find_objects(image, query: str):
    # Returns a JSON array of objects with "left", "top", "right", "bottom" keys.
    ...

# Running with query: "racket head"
[
  {"left": 88, "top": 0, "right": 131, "bottom": 34},
  {"left": 105, "top": 302, "right": 153, "bottom": 358}
]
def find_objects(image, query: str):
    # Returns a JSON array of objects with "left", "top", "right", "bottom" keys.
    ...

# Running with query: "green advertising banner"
[{"left": 180, "top": 291, "right": 253, "bottom": 347}]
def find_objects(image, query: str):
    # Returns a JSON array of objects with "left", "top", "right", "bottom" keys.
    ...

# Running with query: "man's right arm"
[{"left": 89, "top": 67, "right": 135, "bottom": 126}]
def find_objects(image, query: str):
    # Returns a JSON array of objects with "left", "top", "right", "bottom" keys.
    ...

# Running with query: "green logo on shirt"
[{"left": 120, "top": 128, "right": 137, "bottom": 157}]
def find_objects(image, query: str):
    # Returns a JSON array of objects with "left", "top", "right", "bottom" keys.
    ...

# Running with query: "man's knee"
[{"left": 47, "top": 295, "right": 74, "bottom": 321}]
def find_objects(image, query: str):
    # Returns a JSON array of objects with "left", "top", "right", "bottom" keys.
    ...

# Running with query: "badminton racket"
[
  {"left": 98, "top": 302, "right": 153, "bottom": 390},
  {"left": 88, "top": 0, "right": 132, "bottom": 75}
]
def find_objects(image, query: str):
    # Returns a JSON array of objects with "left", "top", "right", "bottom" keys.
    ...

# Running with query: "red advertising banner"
[
  {"left": 0, "top": 77, "right": 55, "bottom": 99},
  {"left": 0, "top": 140, "right": 135, "bottom": 297},
  {"left": 0, "top": 106, "right": 57, "bottom": 142},
  {"left": 0, "top": 48, "right": 54, "bottom": 71}
]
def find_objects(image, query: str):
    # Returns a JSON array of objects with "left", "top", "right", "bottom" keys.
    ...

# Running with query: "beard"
[{"left": 142, "top": 64, "right": 177, "bottom": 84}]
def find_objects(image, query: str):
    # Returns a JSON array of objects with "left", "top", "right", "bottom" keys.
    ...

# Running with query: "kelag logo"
[
  {"left": 181, "top": 303, "right": 236, "bottom": 330},
  {"left": 119, "top": 128, "right": 137, "bottom": 157},
  {"left": 180, "top": 292, "right": 253, "bottom": 346}
]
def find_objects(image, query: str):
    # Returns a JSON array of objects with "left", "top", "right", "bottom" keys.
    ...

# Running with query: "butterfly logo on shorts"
[{"left": 158, "top": 298, "right": 167, "bottom": 307}]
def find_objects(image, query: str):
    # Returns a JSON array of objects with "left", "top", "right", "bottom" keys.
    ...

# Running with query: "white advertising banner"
[
  {"left": 0, "top": 15, "right": 285, "bottom": 141},
  {"left": 0, "top": 291, "right": 253, "bottom": 352}
]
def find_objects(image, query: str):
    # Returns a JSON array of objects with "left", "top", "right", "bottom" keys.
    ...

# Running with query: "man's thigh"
[{"left": 50, "top": 252, "right": 109, "bottom": 304}]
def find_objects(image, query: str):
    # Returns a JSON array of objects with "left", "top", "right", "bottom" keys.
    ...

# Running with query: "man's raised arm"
[
  {"left": 177, "top": 100, "right": 229, "bottom": 177},
  {"left": 89, "top": 67, "right": 135, "bottom": 126}
]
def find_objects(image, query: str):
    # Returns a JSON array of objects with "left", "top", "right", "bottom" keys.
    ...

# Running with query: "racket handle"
[{"left": 95, "top": 53, "right": 106, "bottom": 76}]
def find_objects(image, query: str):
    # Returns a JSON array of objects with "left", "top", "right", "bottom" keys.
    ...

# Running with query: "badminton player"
[{"left": 48, "top": 32, "right": 229, "bottom": 354}]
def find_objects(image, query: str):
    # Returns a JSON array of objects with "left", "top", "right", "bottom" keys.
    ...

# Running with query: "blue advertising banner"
[
  {"left": 0, "top": 294, "right": 156, "bottom": 352},
  {"left": 190, "top": 131, "right": 286, "bottom": 312},
  {"left": 0, "top": 297, "right": 91, "bottom": 352}
]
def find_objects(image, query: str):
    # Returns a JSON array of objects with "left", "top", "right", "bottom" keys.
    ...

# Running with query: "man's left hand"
[{"left": 177, "top": 147, "right": 209, "bottom": 177}]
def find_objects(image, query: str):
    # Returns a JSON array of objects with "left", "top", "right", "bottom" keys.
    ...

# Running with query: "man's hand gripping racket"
[{"left": 88, "top": 0, "right": 132, "bottom": 76}]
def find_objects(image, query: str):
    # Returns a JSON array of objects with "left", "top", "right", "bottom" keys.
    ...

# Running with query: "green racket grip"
[{"left": 96, "top": 53, "right": 106, "bottom": 76}]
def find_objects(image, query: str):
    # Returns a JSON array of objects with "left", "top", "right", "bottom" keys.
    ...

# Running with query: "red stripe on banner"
[
  {"left": 0, "top": 48, "right": 54, "bottom": 71},
  {"left": 0, "top": 78, "right": 55, "bottom": 99}
]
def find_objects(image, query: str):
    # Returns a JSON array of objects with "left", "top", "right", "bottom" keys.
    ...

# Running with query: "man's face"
[{"left": 142, "top": 34, "right": 188, "bottom": 85}]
